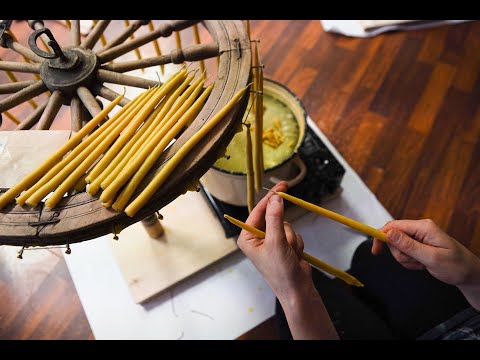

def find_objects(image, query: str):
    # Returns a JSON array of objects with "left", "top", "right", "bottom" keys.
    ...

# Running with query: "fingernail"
[
  {"left": 270, "top": 195, "right": 282, "bottom": 204},
  {"left": 388, "top": 229, "right": 400, "bottom": 243}
]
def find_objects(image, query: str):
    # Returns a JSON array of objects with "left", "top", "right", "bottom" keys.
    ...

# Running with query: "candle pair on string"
[{"left": 264, "top": 188, "right": 388, "bottom": 242}]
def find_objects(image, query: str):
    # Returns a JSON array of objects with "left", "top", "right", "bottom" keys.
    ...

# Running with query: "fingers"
[
  {"left": 295, "top": 232, "right": 305, "bottom": 257},
  {"left": 389, "top": 246, "right": 423, "bottom": 267},
  {"left": 371, "top": 238, "right": 384, "bottom": 255},
  {"left": 283, "top": 221, "right": 304, "bottom": 257},
  {"left": 402, "top": 262, "right": 426, "bottom": 271},
  {"left": 381, "top": 219, "right": 438, "bottom": 242},
  {"left": 265, "top": 194, "right": 287, "bottom": 244},
  {"left": 386, "top": 228, "right": 435, "bottom": 266},
  {"left": 245, "top": 181, "right": 288, "bottom": 231}
]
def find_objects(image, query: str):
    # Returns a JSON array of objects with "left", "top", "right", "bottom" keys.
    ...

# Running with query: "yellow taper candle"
[
  {"left": 16, "top": 88, "right": 152, "bottom": 207},
  {"left": 272, "top": 190, "right": 388, "bottom": 242},
  {"left": 244, "top": 122, "right": 255, "bottom": 213},
  {"left": 123, "top": 20, "right": 143, "bottom": 71},
  {"left": 28, "top": 93, "right": 149, "bottom": 208},
  {"left": 112, "top": 84, "right": 213, "bottom": 211},
  {"left": 0, "top": 91, "right": 124, "bottom": 209},
  {"left": 99, "top": 73, "right": 202, "bottom": 205},
  {"left": 148, "top": 21, "right": 164, "bottom": 75},
  {"left": 223, "top": 214, "right": 364, "bottom": 287},
  {"left": 192, "top": 24, "right": 205, "bottom": 73},
  {"left": 252, "top": 42, "right": 263, "bottom": 192},
  {"left": 98, "top": 71, "right": 191, "bottom": 190},
  {"left": 85, "top": 71, "right": 186, "bottom": 186},
  {"left": 124, "top": 86, "right": 248, "bottom": 217}
]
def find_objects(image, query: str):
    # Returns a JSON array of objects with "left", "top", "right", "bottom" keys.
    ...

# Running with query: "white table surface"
[{"left": 63, "top": 117, "right": 393, "bottom": 339}]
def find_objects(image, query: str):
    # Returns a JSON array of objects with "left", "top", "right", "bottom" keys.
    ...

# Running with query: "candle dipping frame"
[{"left": 0, "top": 20, "right": 251, "bottom": 247}]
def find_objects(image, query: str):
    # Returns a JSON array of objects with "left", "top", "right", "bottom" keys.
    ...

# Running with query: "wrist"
[
  {"left": 459, "top": 252, "right": 480, "bottom": 287},
  {"left": 457, "top": 254, "right": 480, "bottom": 310},
  {"left": 276, "top": 278, "right": 339, "bottom": 340},
  {"left": 276, "top": 278, "right": 320, "bottom": 315}
]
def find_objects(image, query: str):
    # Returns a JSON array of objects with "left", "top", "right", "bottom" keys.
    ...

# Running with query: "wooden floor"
[{"left": 1, "top": 20, "right": 480, "bottom": 340}]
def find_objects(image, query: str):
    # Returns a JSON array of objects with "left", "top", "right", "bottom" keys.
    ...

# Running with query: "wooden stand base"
[{"left": 109, "top": 190, "right": 238, "bottom": 304}]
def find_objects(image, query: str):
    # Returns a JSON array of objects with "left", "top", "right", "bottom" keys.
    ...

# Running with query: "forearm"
[
  {"left": 458, "top": 284, "right": 480, "bottom": 310},
  {"left": 277, "top": 282, "right": 339, "bottom": 340}
]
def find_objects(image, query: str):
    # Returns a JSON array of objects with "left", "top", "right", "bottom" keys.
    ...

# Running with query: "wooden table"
[{"left": 1, "top": 19, "right": 480, "bottom": 340}]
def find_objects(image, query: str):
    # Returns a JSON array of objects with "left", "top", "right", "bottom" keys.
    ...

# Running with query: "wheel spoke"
[
  {"left": 97, "top": 20, "right": 200, "bottom": 63},
  {"left": 101, "top": 20, "right": 148, "bottom": 51},
  {"left": 92, "top": 20, "right": 108, "bottom": 47},
  {"left": 0, "top": 80, "right": 46, "bottom": 113},
  {"left": 77, "top": 86, "right": 102, "bottom": 117},
  {"left": 71, "top": 20, "right": 81, "bottom": 46},
  {"left": 70, "top": 96, "right": 83, "bottom": 132},
  {"left": 1, "top": 34, "right": 44, "bottom": 63},
  {"left": 36, "top": 90, "right": 64, "bottom": 129},
  {"left": 0, "top": 60, "right": 41, "bottom": 73},
  {"left": 91, "top": 83, "right": 130, "bottom": 106},
  {"left": 101, "top": 43, "right": 219, "bottom": 73},
  {"left": 15, "top": 97, "right": 49, "bottom": 130},
  {"left": 0, "top": 80, "right": 37, "bottom": 94},
  {"left": 81, "top": 20, "right": 111, "bottom": 50},
  {"left": 97, "top": 69, "right": 158, "bottom": 89}
]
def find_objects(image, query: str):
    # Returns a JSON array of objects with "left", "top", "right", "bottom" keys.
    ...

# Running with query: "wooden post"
[{"left": 141, "top": 214, "right": 165, "bottom": 239}]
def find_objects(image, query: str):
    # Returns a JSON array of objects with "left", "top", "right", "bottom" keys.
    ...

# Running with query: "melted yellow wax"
[{"left": 214, "top": 93, "right": 299, "bottom": 173}]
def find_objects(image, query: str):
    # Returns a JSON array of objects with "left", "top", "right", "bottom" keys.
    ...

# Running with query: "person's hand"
[
  {"left": 237, "top": 181, "right": 313, "bottom": 301},
  {"left": 372, "top": 219, "right": 480, "bottom": 289},
  {"left": 238, "top": 182, "right": 338, "bottom": 339}
]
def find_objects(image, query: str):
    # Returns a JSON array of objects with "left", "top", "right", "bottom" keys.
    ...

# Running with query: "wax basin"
[{"left": 201, "top": 78, "right": 307, "bottom": 206}]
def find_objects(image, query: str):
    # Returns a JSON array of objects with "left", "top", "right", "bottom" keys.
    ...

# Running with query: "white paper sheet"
[
  {"left": 0, "top": 130, "right": 72, "bottom": 188},
  {"left": 320, "top": 20, "right": 472, "bottom": 38},
  {"left": 63, "top": 117, "right": 393, "bottom": 339}
]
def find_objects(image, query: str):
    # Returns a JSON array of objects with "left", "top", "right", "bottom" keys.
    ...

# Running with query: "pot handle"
[{"left": 269, "top": 155, "right": 307, "bottom": 188}]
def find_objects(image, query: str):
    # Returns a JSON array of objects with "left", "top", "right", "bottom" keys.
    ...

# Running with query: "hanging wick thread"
[
  {"left": 242, "top": 91, "right": 259, "bottom": 125},
  {"left": 156, "top": 211, "right": 164, "bottom": 220}
]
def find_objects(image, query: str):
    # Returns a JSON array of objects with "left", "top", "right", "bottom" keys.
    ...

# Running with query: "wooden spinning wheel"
[{"left": 0, "top": 20, "right": 251, "bottom": 247}]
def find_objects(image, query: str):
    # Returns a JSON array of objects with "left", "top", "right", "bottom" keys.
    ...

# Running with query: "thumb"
[
  {"left": 265, "top": 195, "right": 287, "bottom": 243},
  {"left": 387, "top": 229, "right": 432, "bottom": 264}
]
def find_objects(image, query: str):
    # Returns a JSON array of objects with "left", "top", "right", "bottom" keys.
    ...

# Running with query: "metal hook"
[{"left": 28, "top": 28, "right": 66, "bottom": 61}]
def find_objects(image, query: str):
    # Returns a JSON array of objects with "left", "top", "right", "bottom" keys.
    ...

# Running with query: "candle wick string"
[
  {"left": 242, "top": 90, "right": 258, "bottom": 125},
  {"left": 262, "top": 186, "right": 277, "bottom": 194}
]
